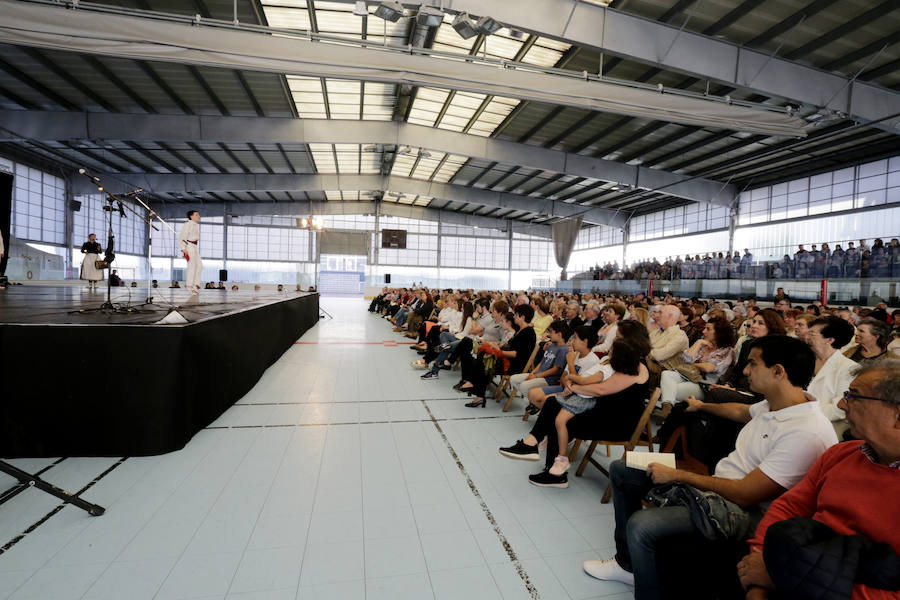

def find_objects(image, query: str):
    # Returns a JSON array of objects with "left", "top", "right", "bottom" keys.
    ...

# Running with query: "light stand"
[
  {"left": 0, "top": 460, "right": 105, "bottom": 516},
  {"left": 128, "top": 191, "right": 177, "bottom": 305}
]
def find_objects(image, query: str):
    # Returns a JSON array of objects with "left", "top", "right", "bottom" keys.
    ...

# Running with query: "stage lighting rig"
[
  {"left": 373, "top": 1, "right": 403, "bottom": 21},
  {"left": 416, "top": 5, "right": 444, "bottom": 27},
  {"left": 475, "top": 15, "right": 503, "bottom": 34},
  {"left": 451, "top": 13, "right": 478, "bottom": 39}
]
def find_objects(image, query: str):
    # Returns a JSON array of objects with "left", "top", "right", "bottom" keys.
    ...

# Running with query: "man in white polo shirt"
[{"left": 583, "top": 336, "right": 838, "bottom": 600}]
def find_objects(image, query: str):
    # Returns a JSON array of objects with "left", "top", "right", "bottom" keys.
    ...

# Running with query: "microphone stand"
[
  {"left": 128, "top": 191, "right": 177, "bottom": 305},
  {"left": 71, "top": 171, "right": 156, "bottom": 314}
]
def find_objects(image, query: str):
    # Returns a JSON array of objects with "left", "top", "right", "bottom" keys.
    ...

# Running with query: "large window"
[
  {"left": 440, "top": 235, "right": 509, "bottom": 269},
  {"left": 738, "top": 157, "right": 900, "bottom": 225},
  {"left": 12, "top": 163, "right": 65, "bottom": 245},
  {"left": 227, "top": 224, "right": 311, "bottom": 261}
]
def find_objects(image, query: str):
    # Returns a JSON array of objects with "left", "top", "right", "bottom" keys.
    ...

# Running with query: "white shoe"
[
  {"left": 583, "top": 558, "right": 635, "bottom": 586},
  {"left": 549, "top": 455, "right": 569, "bottom": 476}
]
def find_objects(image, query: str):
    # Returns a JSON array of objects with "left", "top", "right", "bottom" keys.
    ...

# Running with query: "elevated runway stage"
[{"left": 0, "top": 286, "right": 319, "bottom": 458}]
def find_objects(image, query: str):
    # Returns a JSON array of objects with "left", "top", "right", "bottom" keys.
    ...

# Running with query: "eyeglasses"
[{"left": 842, "top": 390, "right": 893, "bottom": 404}]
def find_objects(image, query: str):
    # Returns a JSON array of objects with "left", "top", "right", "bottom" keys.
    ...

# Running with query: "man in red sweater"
[{"left": 738, "top": 361, "right": 900, "bottom": 600}]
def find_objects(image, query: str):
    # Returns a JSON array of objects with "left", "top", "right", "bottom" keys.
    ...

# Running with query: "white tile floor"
[{"left": 0, "top": 298, "right": 635, "bottom": 600}]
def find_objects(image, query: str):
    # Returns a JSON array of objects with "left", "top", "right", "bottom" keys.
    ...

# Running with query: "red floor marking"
[{"left": 295, "top": 341, "right": 417, "bottom": 346}]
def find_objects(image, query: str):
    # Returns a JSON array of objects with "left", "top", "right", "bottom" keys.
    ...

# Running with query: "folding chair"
[
  {"left": 567, "top": 391, "right": 658, "bottom": 503},
  {"left": 494, "top": 344, "right": 540, "bottom": 411},
  {"left": 661, "top": 425, "right": 710, "bottom": 476}
]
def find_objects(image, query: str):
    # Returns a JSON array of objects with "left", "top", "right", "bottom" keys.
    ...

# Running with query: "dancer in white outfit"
[{"left": 179, "top": 211, "right": 202, "bottom": 294}]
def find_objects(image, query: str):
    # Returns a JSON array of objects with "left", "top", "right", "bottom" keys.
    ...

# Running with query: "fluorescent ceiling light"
[
  {"left": 475, "top": 15, "right": 502, "bottom": 34},
  {"left": 353, "top": 1, "right": 368, "bottom": 17},
  {"left": 419, "top": 150, "right": 432, "bottom": 159},
  {"left": 416, "top": 6, "right": 444, "bottom": 28},
  {"left": 373, "top": 1, "right": 403, "bottom": 21},
  {"left": 451, "top": 13, "right": 478, "bottom": 39}
]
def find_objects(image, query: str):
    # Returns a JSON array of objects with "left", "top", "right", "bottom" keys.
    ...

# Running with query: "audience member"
[
  {"left": 805, "top": 316, "right": 857, "bottom": 434},
  {"left": 737, "top": 361, "right": 900, "bottom": 600},
  {"left": 582, "top": 336, "right": 837, "bottom": 600}
]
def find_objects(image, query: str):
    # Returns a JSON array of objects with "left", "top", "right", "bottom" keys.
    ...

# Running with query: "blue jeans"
[
  {"left": 426, "top": 336, "right": 462, "bottom": 374},
  {"left": 610, "top": 460, "right": 696, "bottom": 600},
  {"left": 395, "top": 308, "right": 410, "bottom": 327}
]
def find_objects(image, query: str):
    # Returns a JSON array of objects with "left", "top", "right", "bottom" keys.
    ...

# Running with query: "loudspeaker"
[
  {"left": 385, "top": 273, "right": 391, "bottom": 284},
  {"left": 70, "top": 199, "right": 81, "bottom": 212},
  {"left": 219, "top": 269, "right": 228, "bottom": 281}
]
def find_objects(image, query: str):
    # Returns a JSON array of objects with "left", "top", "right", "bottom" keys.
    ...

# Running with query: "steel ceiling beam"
[
  {"left": 0, "top": 110, "right": 735, "bottom": 207},
  {"left": 0, "top": 0, "right": 807, "bottom": 137},
  {"left": 69, "top": 172, "right": 627, "bottom": 227},
  {"left": 436, "top": 0, "right": 900, "bottom": 134},
  {"left": 151, "top": 199, "right": 552, "bottom": 237}
]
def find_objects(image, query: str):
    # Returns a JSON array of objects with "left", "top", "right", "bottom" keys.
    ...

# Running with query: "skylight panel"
[
  {"left": 287, "top": 76, "right": 327, "bottom": 118},
  {"left": 326, "top": 80, "right": 361, "bottom": 119},
  {"left": 411, "top": 151, "right": 447, "bottom": 180},
  {"left": 308, "top": 143, "right": 336, "bottom": 172},
  {"left": 263, "top": 5, "right": 312, "bottom": 30},
  {"left": 432, "top": 154, "right": 468, "bottom": 183},
  {"left": 466, "top": 96, "right": 519, "bottom": 137},
  {"left": 391, "top": 152, "right": 417, "bottom": 177}
]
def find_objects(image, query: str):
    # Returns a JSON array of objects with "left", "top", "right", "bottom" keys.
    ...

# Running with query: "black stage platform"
[{"left": 0, "top": 286, "right": 319, "bottom": 457}]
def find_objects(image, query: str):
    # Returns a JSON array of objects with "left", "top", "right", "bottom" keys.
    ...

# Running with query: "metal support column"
[
  {"left": 436, "top": 216, "right": 442, "bottom": 288},
  {"left": 222, "top": 205, "right": 229, "bottom": 274},
  {"left": 64, "top": 174, "right": 75, "bottom": 278},
  {"left": 507, "top": 224, "right": 513, "bottom": 290}
]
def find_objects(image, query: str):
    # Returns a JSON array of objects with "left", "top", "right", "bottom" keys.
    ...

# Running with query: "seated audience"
[
  {"left": 456, "top": 304, "right": 536, "bottom": 407},
  {"left": 582, "top": 336, "right": 838, "bottom": 600},
  {"left": 499, "top": 337, "right": 650, "bottom": 489},
  {"left": 737, "top": 361, "right": 900, "bottom": 600},
  {"left": 658, "top": 317, "right": 736, "bottom": 411},
  {"left": 531, "top": 297, "right": 553, "bottom": 338},
  {"left": 793, "top": 313, "right": 816, "bottom": 344},
  {"left": 805, "top": 316, "right": 857, "bottom": 434},
  {"left": 844, "top": 317, "right": 899, "bottom": 365},
  {"left": 595, "top": 303, "right": 625, "bottom": 354},
  {"left": 231, "top": 284, "right": 239, "bottom": 291},
  {"left": 708, "top": 309, "right": 787, "bottom": 404},
  {"left": 525, "top": 325, "right": 600, "bottom": 414},
  {"left": 506, "top": 320, "right": 569, "bottom": 401},
  {"left": 646, "top": 305, "right": 690, "bottom": 387}
]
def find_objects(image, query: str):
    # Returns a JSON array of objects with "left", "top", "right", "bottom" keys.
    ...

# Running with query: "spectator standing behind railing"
[{"left": 844, "top": 242, "right": 860, "bottom": 278}]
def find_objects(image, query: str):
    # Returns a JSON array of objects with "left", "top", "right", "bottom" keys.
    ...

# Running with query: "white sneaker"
[{"left": 583, "top": 557, "right": 635, "bottom": 586}]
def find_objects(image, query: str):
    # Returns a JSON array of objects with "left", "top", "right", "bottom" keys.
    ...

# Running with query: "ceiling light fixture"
[
  {"left": 451, "top": 13, "right": 479, "bottom": 39},
  {"left": 416, "top": 6, "right": 444, "bottom": 27},
  {"left": 373, "top": 1, "right": 403, "bottom": 21},
  {"left": 475, "top": 15, "right": 503, "bottom": 34},
  {"left": 353, "top": 1, "right": 368, "bottom": 16},
  {"left": 363, "top": 144, "right": 380, "bottom": 152},
  {"left": 418, "top": 150, "right": 432, "bottom": 159},
  {"left": 397, "top": 145, "right": 412, "bottom": 154}
]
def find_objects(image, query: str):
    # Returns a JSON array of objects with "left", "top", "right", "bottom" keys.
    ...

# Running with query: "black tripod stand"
[
  {"left": 0, "top": 460, "right": 105, "bottom": 516},
  {"left": 72, "top": 170, "right": 156, "bottom": 314}
]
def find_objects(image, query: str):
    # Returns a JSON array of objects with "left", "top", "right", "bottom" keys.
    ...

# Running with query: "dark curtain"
[{"left": 0, "top": 172, "right": 11, "bottom": 276}]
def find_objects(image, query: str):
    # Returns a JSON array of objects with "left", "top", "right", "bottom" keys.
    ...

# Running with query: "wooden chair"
[
  {"left": 567, "top": 390, "right": 658, "bottom": 503},
  {"left": 494, "top": 344, "right": 540, "bottom": 412},
  {"left": 661, "top": 425, "right": 710, "bottom": 476}
]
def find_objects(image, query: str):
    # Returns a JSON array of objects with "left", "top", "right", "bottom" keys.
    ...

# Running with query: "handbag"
[{"left": 94, "top": 260, "right": 109, "bottom": 269}]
